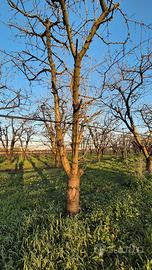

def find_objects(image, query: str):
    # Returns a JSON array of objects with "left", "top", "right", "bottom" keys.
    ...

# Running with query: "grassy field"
[{"left": 0, "top": 154, "right": 152, "bottom": 269}]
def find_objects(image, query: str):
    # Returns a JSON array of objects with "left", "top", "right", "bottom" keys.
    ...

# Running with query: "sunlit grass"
[
  {"left": 0, "top": 154, "right": 54, "bottom": 171},
  {"left": 0, "top": 155, "right": 152, "bottom": 269}
]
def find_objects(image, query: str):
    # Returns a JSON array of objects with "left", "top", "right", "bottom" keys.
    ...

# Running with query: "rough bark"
[
  {"left": 9, "top": 138, "right": 15, "bottom": 159},
  {"left": 97, "top": 151, "right": 101, "bottom": 162},
  {"left": 55, "top": 150, "right": 61, "bottom": 167},
  {"left": 66, "top": 55, "right": 82, "bottom": 214},
  {"left": 67, "top": 174, "right": 80, "bottom": 215},
  {"left": 146, "top": 156, "right": 152, "bottom": 175},
  {"left": 101, "top": 148, "right": 104, "bottom": 157},
  {"left": 45, "top": 19, "right": 71, "bottom": 177}
]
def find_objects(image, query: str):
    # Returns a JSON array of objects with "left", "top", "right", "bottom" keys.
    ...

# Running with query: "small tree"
[
  {"left": 88, "top": 118, "right": 115, "bottom": 161},
  {"left": 0, "top": 124, "right": 9, "bottom": 156},
  {"left": 19, "top": 124, "right": 35, "bottom": 159},
  {"left": 0, "top": 119, "right": 24, "bottom": 158}
]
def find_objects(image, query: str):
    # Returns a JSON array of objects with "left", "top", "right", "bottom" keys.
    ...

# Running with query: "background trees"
[
  {"left": 0, "top": 119, "right": 24, "bottom": 158},
  {"left": 88, "top": 118, "right": 116, "bottom": 161}
]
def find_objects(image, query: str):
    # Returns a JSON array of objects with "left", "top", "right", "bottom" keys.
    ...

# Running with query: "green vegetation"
[
  {"left": 0, "top": 155, "right": 152, "bottom": 270},
  {"left": 0, "top": 155, "right": 52, "bottom": 171}
]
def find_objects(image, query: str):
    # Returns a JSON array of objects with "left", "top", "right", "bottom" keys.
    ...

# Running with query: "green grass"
[
  {"left": 0, "top": 154, "right": 54, "bottom": 171},
  {"left": 0, "top": 155, "right": 152, "bottom": 269}
]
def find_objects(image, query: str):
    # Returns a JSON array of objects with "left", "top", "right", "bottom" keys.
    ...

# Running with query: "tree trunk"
[
  {"left": 67, "top": 174, "right": 80, "bottom": 215},
  {"left": 113, "top": 149, "right": 116, "bottom": 156},
  {"left": 121, "top": 149, "right": 125, "bottom": 159},
  {"left": 9, "top": 146, "right": 14, "bottom": 159},
  {"left": 97, "top": 151, "right": 101, "bottom": 162},
  {"left": 101, "top": 148, "right": 104, "bottom": 157},
  {"left": 55, "top": 151, "right": 61, "bottom": 167},
  {"left": 5, "top": 148, "right": 9, "bottom": 158},
  {"left": 146, "top": 156, "right": 152, "bottom": 174},
  {"left": 89, "top": 147, "right": 93, "bottom": 155}
]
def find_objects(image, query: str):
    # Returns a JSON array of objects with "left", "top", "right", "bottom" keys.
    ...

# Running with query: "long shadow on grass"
[
  {"left": 27, "top": 157, "right": 48, "bottom": 181},
  {"left": 0, "top": 160, "right": 25, "bottom": 269},
  {"left": 11, "top": 154, "right": 19, "bottom": 164},
  {"left": 0, "top": 159, "right": 24, "bottom": 198},
  {"left": 1, "top": 158, "right": 150, "bottom": 269},
  {"left": 81, "top": 165, "right": 139, "bottom": 211},
  {"left": 0, "top": 158, "right": 66, "bottom": 268},
  {"left": 27, "top": 156, "right": 66, "bottom": 211},
  {"left": 36, "top": 156, "right": 52, "bottom": 169},
  {"left": 82, "top": 165, "right": 151, "bottom": 249},
  {"left": 0, "top": 155, "right": 6, "bottom": 164},
  {"left": 14, "top": 155, "right": 20, "bottom": 170}
]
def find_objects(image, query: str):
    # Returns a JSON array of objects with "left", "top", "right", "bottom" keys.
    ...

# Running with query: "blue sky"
[
  {"left": 0, "top": 0, "right": 151, "bottom": 107},
  {"left": 122, "top": 0, "right": 152, "bottom": 22},
  {"left": 1, "top": 0, "right": 151, "bottom": 45}
]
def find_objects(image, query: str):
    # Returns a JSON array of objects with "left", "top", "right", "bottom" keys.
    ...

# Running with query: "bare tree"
[
  {"left": 0, "top": 124, "right": 9, "bottom": 156},
  {"left": 19, "top": 124, "right": 35, "bottom": 159},
  {"left": 0, "top": 119, "right": 24, "bottom": 158},
  {"left": 6, "top": 0, "right": 128, "bottom": 215},
  {"left": 102, "top": 49, "right": 152, "bottom": 173},
  {"left": 110, "top": 132, "right": 133, "bottom": 158},
  {"left": 88, "top": 118, "right": 115, "bottom": 161}
]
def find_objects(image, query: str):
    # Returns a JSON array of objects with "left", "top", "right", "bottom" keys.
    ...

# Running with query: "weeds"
[{"left": 0, "top": 155, "right": 151, "bottom": 269}]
